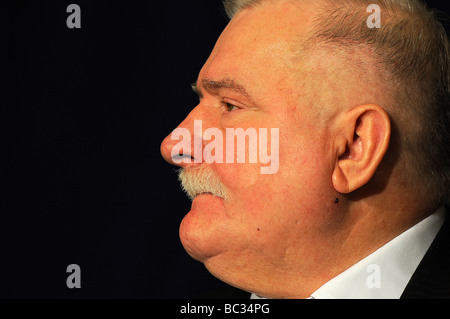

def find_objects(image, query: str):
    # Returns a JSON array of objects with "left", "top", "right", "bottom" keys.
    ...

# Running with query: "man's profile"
[{"left": 161, "top": 0, "right": 450, "bottom": 298}]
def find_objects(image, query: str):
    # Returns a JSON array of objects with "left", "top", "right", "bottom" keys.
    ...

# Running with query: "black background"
[{"left": 2, "top": 0, "right": 449, "bottom": 298}]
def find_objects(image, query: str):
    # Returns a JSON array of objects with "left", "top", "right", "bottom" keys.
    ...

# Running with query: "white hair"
[{"left": 177, "top": 166, "right": 230, "bottom": 200}]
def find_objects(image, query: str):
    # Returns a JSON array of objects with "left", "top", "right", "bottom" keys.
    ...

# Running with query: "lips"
[
  {"left": 192, "top": 192, "right": 226, "bottom": 208},
  {"left": 190, "top": 191, "right": 226, "bottom": 201},
  {"left": 197, "top": 192, "right": 223, "bottom": 198}
]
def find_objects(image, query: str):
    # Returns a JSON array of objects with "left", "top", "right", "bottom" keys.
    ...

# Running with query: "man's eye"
[{"left": 225, "top": 102, "right": 239, "bottom": 112}]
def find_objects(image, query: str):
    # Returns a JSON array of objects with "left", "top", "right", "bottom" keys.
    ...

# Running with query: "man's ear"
[{"left": 332, "top": 104, "right": 391, "bottom": 194}]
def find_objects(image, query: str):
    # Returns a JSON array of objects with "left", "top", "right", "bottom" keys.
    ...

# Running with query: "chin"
[{"left": 178, "top": 193, "right": 229, "bottom": 263}]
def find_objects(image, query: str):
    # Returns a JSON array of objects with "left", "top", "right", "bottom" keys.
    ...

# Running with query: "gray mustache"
[{"left": 177, "top": 166, "right": 229, "bottom": 200}]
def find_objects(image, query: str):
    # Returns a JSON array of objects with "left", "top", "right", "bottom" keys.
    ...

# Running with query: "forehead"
[{"left": 198, "top": 0, "right": 315, "bottom": 89}]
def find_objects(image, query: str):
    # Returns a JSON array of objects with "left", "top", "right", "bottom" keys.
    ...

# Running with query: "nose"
[
  {"left": 160, "top": 132, "right": 192, "bottom": 167},
  {"left": 160, "top": 106, "right": 208, "bottom": 168}
]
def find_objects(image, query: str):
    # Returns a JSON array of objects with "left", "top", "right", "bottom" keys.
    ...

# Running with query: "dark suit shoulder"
[{"left": 401, "top": 208, "right": 450, "bottom": 299}]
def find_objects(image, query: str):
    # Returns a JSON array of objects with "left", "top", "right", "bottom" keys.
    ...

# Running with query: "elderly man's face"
[{"left": 161, "top": 1, "right": 339, "bottom": 292}]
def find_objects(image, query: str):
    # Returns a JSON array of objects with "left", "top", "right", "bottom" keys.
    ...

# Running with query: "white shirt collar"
[
  {"left": 310, "top": 206, "right": 446, "bottom": 299},
  {"left": 251, "top": 206, "right": 446, "bottom": 299}
]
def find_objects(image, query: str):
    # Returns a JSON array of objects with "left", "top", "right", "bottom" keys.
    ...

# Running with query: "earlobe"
[
  {"left": 332, "top": 165, "right": 351, "bottom": 193},
  {"left": 332, "top": 104, "right": 391, "bottom": 194}
]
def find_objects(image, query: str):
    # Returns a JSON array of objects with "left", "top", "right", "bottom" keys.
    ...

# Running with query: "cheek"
[
  {"left": 280, "top": 143, "right": 330, "bottom": 211},
  {"left": 215, "top": 162, "right": 260, "bottom": 191},
  {"left": 254, "top": 128, "right": 331, "bottom": 222},
  {"left": 203, "top": 115, "right": 331, "bottom": 237},
  {"left": 214, "top": 115, "right": 329, "bottom": 213}
]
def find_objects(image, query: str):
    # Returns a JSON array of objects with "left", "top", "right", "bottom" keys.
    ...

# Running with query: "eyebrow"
[{"left": 191, "top": 78, "right": 251, "bottom": 99}]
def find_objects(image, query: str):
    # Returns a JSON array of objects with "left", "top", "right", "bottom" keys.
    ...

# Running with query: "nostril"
[{"left": 171, "top": 153, "right": 194, "bottom": 164}]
